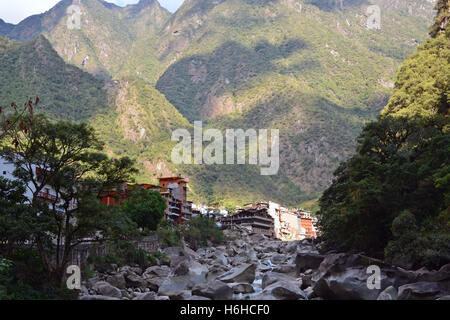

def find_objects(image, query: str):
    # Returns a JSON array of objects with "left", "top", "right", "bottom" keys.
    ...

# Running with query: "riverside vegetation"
[{"left": 0, "top": 0, "right": 448, "bottom": 300}]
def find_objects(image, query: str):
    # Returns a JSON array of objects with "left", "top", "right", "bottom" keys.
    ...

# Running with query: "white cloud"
[
  {"left": 0, "top": 0, "right": 184, "bottom": 24},
  {"left": 0, "top": 0, "right": 60, "bottom": 24}
]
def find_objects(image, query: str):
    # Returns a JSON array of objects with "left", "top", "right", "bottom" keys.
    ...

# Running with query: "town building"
[
  {"left": 99, "top": 176, "right": 193, "bottom": 224},
  {"left": 221, "top": 201, "right": 318, "bottom": 240},
  {"left": 0, "top": 157, "right": 76, "bottom": 212},
  {"left": 221, "top": 206, "right": 275, "bottom": 237}
]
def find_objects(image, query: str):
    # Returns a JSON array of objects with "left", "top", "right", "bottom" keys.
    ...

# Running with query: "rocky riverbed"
[{"left": 79, "top": 228, "right": 450, "bottom": 300}]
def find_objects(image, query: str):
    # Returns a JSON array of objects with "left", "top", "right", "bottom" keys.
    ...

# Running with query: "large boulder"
[
  {"left": 262, "top": 272, "right": 301, "bottom": 289},
  {"left": 232, "top": 283, "right": 255, "bottom": 294},
  {"left": 158, "top": 261, "right": 208, "bottom": 296},
  {"left": 218, "top": 264, "right": 257, "bottom": 284},
  {"left": 264, "top": 282, "right": 307, "bottom": 300},
  {"left": 125, "top": 272, "right": 148, "bottom": 289},
  {"left": 143, "top": 265, "right": 171, "bottom": 279},
  {"left": 398, "top": 281, "right": 450, "bottom": 300},
  {"left": 273, "top": 264, "right": 296, "bottom": 275},
  {"left": 106, "top": 274, "right": 126, "bottom": 290},
  {"left": 311, "top": 253, "right": 416, "bottom": 300},
  {"left": 192, "top": 280, "right": 233, "bottom": 300},
  {"left": 377, "top": 286, "right": 398, "bottom": 300},
  {"left": 284, "top": 241, "right": 301, "bottom": 254},
  {"left": 92, "top": 281, "right": 122, "bottom": 298},
  {"left": 271, "top": 254, "right": 289, "bottom": 264},
  {"left": 295, "top": 252, "right": 325, "bottom": 274},
  {"left": 146, "top": 277, "right": 165, "bottom": 292},
  {"left": 163, "top": 247, "right": 192, "bottom": 267}
]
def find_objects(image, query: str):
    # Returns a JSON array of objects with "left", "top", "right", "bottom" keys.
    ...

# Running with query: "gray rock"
[
  {"left": 158, "top": 261, "right": 208, "bottom": 296},
  {"left": 79, "top": 295, "right": 120, "bottom": 300},
  {"left": 232, "top": 283, "right": 255, "bottom": 294},
  {"left": 174, "top": 261, "right": 190, "bottom": 276},
  {"left": 133, "top": 292, "right": 157, "bottom": 300},
  {"left": 188, "top": 295, "right": 212, "bottom": 300},
  {"left": 273, "top": 264, "right": 296, "bottom": 274},
  {"left": 192, "top": 280, "right": 233, "bottom": 300},
  {"left": 311, "top": 253, "right": 417, "bottom": 300},
  {"left": 92, "top": 281, "right": 122, "bottom": 298},
  {"left": 106, "top": 273, "right": 126, "bottom": 290},
  {"left": 377, "top": 286, "right": 398, "bottom": 300},
  {"left": 265, "top": 282, "right": 308, "bottom": 300},
  {"left": 262, "top": 272, "right": 300, "bottom": 289},
  {"left": 218, "top": 263, "right": 257, "bottom": 284},
  {"left": 295, "top": 252, "right": 325, "bottom": 274},
  {"left": 284, "top": 241, "right": 301, "bottom": 253},
  {"left": 125, "top": 272, "right": 148, "bottom": 289},
  {"left": 143, "top": 265, "right": 171, "bottom": 279},
  {"left": 271, "top": 254, "right": 288, "bottom": 264},
  {"left": 398, "top": 281, "right": 450, "bottom": 300}
]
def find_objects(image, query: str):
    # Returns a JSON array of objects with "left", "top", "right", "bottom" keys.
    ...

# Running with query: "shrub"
[
  {"left": 184, "top": 216, "right": 224, "bottom": 249},
  {"left": 157, "top": 221, "right": 183, "bottom": 248}
]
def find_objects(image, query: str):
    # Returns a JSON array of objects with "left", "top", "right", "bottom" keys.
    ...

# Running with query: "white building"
[{"left": 0, "top": 156, "right": 75, "bottom": 212}]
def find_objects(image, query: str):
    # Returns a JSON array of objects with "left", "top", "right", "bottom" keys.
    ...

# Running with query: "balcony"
[{"left": 37, "top": 192, "right": 58, "bottom": 202}]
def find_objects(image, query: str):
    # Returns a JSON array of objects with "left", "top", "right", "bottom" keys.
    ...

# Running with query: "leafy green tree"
[
  {"left": 318, "top": 9, "right": 449, "bottom": 268},
  {"left": 121, "top": 188, "right": 166, "bottom": 232},
  {"left": 0, "top": 177, "right": 34, "bottom": 256},
  {"left": 0, "top": 114, "right": 140, "bottom": 285},
  {"left": 184, "top": 216, "right": 224, "bottom": 249},
  {"left": 429, "top": 0, "right": 450, "bottom": 38}
]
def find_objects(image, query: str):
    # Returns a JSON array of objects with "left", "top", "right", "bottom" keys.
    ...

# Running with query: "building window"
[{"left": 2, "top": 171, "right": 6, "bottom": 175}]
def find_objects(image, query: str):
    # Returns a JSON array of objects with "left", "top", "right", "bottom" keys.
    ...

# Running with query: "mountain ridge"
[{"left": 0, "top": 0, "right": 439, "bottom": 207}]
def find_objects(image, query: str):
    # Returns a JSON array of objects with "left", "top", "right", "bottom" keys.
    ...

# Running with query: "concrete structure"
[
  {"left": 222, "top": 201, "right": 317, "bottom": 240},
  {"left": 221, "top": 207, "right": 274, "bottom": 237},
  {"left": 0, "top": 156, "right": 76, "bottom": 212}
]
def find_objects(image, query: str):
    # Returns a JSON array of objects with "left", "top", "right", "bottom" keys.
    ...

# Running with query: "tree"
[
  {"left": 121, "top": 188, "right": 166, "bottom": 232},
  {"left": 318, "top": 8, "right": 449, "bottom": 267},
  {"left": 0, "top": 97, "right": 38, "bottom": 141},
  {"left": 429, "top": 0, "right": 450, "bottom": 38},
  {"left": 0, "top": 177, "right": 34, "bottom": 256},
  {"left": 0, "top": 114, "right": 140, "bottom": 285}
]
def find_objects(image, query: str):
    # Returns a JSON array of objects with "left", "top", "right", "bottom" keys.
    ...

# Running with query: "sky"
[{"left": 0, "top": 0, "right": 184, "bottom": 24}]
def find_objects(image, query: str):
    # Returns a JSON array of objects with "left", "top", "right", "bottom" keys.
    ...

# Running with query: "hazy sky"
[{"left": 0, "top": 0, "right": 184, "bottom": 24}]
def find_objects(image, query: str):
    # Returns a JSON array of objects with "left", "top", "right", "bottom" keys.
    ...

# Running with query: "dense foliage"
[
  {"left": 157, "top": 216, "right": 225, "bottom": 250},
  {"left": 0, "top": 111, "right": 141, "bottom": 289},
  {"left": 318, "top": 6, "right": 449, "bottom": 269},
  {"left": 121, "top": 188, "right": 166, "bottom": 232}
]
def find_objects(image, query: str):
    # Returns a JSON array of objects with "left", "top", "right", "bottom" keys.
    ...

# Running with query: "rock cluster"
[{"left": 79, "top": 228, "right": 450, "bottom": 300}]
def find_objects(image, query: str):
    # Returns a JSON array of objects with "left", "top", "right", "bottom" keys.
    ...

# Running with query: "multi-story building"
[
  {"left": 221, "top": 201, "right": 317, "bottom": 240},
  {"left": 298, "top": 210, "right": 317, "bottom": 239},
  {"left": 221, "top": 207, "right": 274, "bottom": 237},
  {"left": 99, "top": 176, "right": 192, "bottom": 224}
]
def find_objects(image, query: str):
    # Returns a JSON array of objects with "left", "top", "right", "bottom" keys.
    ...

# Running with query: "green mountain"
[
  {"left": 318, "top": 2, "right": 449, "bottom": 267},
  {"left": 0, "top": 34, "right": 107, "bottom": 121},
  {"left": 154, "top": 0, "right": 436, "bottom": 203},
  {"left": 0, "top": 0, "right": 438, "bottom": 207},
  {"left": 0, "top": 0, "right": 170, "bottom": 79}
]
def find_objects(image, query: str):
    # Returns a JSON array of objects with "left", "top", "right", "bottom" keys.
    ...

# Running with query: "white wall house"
[{"left": 0, "top": 156, "right": 75, "bottom": 211}]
